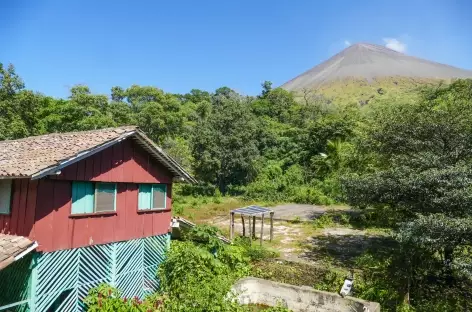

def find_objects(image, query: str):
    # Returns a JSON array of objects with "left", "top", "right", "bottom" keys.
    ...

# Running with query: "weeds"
[{"left": 312, "top": 214, "right": 335, "bottom": 229}]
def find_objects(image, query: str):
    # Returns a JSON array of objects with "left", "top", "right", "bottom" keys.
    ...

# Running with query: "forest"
[{"left": 1, "top": 62, "right": 472, "bottom": 311}]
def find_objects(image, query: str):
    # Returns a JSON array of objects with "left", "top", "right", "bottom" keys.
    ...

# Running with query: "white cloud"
[
  {"left": 344, "top": 40, "right": 351, "bottom": 47},
  {"left": 383, "top": 38, "right": 407, "bottom": 53}
]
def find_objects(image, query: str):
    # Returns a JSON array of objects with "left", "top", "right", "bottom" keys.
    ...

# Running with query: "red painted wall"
[
  {"left": 0, "top": 138, "right": 174, "bottom": 252},
  {"left": 0, "top": 179, "right": 37, "bottom": 240},
  {"left": 55, "top": 139, "right": 173, "bottom": 184}
]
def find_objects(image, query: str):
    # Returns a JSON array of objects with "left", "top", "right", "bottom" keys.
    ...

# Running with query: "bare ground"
[
  {"left": 268, "top": 204, "right": 350, "bottom": 221},
  {"left": 211, "top": 207, "right": 391, "bottom": 268}
]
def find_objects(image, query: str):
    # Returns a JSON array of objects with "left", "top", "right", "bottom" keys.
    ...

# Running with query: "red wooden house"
[{"left": 0, "top": 126, "right": 195, "bottom": 311}]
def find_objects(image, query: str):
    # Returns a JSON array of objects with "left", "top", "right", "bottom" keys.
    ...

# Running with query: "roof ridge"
[{"left": 0, "top": 126, "right": 137, "bottom": 144}]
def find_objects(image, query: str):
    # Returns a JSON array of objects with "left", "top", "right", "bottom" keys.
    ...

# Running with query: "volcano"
[{"left": 282, "top": 43, "right": 472, "bottom": 91}]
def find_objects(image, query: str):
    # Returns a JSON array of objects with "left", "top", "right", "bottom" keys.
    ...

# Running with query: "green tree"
[
  {"left": 112, "top": 85, "right": 185, "bottom": 144},
  {"left": 39, "top": 86, "right": 116, "bottom": 133},
  {"left": 192, "top": 91, "right": 259, "bottom": 193},
  {"left": 260, "top": 80, "right": 272, "bottom": 98},
  {"left": 109, "top": 101, "right": 135, "bottom": 125},
  {"left": 0, "top": 63, "right": 51, "bottom": 139},
  {"left": 252, "top": 88, "right": 297, "bottom": 123},
  {"left": 343, "top": 79, "right": 472, "bottom": 307}
]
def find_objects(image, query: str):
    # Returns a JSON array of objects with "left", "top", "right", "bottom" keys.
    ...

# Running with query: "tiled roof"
[
  {"left": 0, "top": 234, "right": 35, "bottom": 270},
  {"left": 0, "top": 126, "right": 137, "bottom": 178}
]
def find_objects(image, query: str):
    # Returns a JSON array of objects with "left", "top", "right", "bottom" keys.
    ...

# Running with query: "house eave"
[
  {"left": 131, "top": 131, "right": 197, "bottom": 184},
  {"left": 0, "top": 176, "right": 30, "bottom": 180}
]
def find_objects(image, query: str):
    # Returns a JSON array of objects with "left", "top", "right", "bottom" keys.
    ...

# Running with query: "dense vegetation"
[
  {"left": 84, "top": 226, "right": 288, "bottom": 311},
  {"left": 2, "top": 62, "right": 472, "bottom": 311},
  {"left": 0, "top": 63, "right": 357, "bottom": 203},
  {"left": 341, "top": 80, "right": 472, "bottom": 310}
]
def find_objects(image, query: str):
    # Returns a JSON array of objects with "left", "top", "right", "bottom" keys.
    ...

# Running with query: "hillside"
[{"left": 281, "top": 43, "right": 472, "bottom": 104}]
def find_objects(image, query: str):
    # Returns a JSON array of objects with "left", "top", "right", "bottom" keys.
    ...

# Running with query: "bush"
[
  {"left": 313, "top": 269, "right": 346, "bottom": 293},
  {"left": 288, "top": 186, "right": 335, "bottom": 205},
  {"left": 312, "top": 214, "right": 335, "bottom": 229},
  {"left": 178, "top": 183, "right": 218, "bottom": 197},
  {"left": 83, "top": 284, "right": 163, "bottom": 311},
  {"left": 183, "top": 224, "right": 225, "bottom": 251},
  {"left": 244, "top": 162, "right": 336, "bottom": 205},
  {"left": 158, "top": 241, "right": 246, "bottom": 311},
  {"left": 265, "top": 303, "right": 293, "bottom": 312}
]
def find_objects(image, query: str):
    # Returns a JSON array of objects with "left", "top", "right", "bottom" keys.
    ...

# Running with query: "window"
[
  {"left": 95, "top": 183, "right": 117, "bottom": 212},
  {"left": 0, "top": 179, "right": 12, "bottom": 215},
  {"left": 71, "top": 182, "right": 116, "bottom": 215},
  {"left": 138, "top": 184, "right": 167, "bottom": 210}
]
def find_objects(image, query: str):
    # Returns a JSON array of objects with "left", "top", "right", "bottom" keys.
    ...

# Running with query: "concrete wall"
[{"left": 231, "top": 277, "right": 380, "bottom": 312}]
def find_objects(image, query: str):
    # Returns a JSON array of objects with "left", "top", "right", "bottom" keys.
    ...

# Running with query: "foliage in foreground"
[
  {"left": 83, "top": 284, "right": 163, "bottom": 312},
  {"left": 84, "top": 225, "right": 282, "bottom": 311}
]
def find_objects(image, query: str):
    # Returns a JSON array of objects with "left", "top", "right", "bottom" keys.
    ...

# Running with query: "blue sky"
[{"left": 1, "top": 0, "right": 471, "bottom": 98}]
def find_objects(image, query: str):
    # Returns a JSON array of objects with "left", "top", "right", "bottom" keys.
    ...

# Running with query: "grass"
[
  {"left": 175, "top": 193, "right": 393, "bottom": 274},
  {"left": 172, "top": 194, "right": 279, "bottom": 223},
  {"left": 294, "top": 76, "right": 440, "bottom": 106},
  {"left": 251, "top": 258, "right": 349, "bottom": 287}
]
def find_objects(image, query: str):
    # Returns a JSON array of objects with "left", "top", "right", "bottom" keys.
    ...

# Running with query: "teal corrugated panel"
[
  {"left": 35, "top": 249, "right": 79, "bottom": 312},
  {"left": 71, "top": 182, "right": 94, "bottom": 214},
  {"left": 138, "top": 184, "right": 152, "bottom": 209},
  {"left": 0, "top": 253, "right": 32, "bottom": 312},
  {"left": 28, "top": 233, "right": 169, "bottom": 311}
]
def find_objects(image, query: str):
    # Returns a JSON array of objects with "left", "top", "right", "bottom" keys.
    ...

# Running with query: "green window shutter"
[
  {"left": 95, "top": 183, "right": 117, "bottom": 212},
  {"left": 72, "top": 181, "right": 95, "bottom": 214},
  {"left": 152, "top": 184, "right": 167, "bottom": 209},
  {"left": 0, "top": 180, "right": 12, "bottom": 214},
  {"left": 138, "top": 184, "right": 152, "bottom": 210}
]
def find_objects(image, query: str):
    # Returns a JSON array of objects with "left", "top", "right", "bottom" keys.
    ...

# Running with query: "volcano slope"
[{"left": 281, "top": 43, "right": 472, "bottom": 105}]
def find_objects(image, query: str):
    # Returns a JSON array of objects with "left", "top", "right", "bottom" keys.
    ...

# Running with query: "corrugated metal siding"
[
  {"left": 33, "top": 234, "right": 170, "bottom": 311},
  {"left": 0, "top": 253, "right": 32, "bottom": 311},
  {"left": 0, "top": 234, "right": 170, "bottom": 312}
]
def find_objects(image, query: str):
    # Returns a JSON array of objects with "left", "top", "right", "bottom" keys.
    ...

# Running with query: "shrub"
[
  {"left": 184, "top": 224, "right": 223, "bottom": 248},
  {"left": 171, "top": 203, "right": 184, "bottom": 216},
  {"left": 158, "top": 241, "right": 250, "bottom": 312},
  {"left": 178, "top": 183, "right": 217, "bottom": 197},
  {"left": 313, "top": 269, "right": 346, "bottom": 293},
  {"left": 265, "top": 302, "right": 293, "bottom": 312},
  {"left": 288, "top": 186, "right": 335, "bottom": 205},
  {"left": 312, "top": 214, "right": 335, "bottom": 229},
  {"left": 83, "top": 284, "right": 163, "bottom": 311}
]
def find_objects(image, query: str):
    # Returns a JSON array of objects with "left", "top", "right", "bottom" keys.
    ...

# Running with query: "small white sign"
[
  {"left": 340, "top": 278, "right": 353, "bottom": 297},
  {"left": 171, "top": 218, "right": 180, "bottom": 228}
]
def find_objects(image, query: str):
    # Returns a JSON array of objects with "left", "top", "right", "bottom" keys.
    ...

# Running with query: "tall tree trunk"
[{"left": 444, "top": 246, "right": 454, "bottom": 285}]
